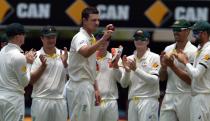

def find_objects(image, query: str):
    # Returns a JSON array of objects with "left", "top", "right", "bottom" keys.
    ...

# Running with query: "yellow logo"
[
  {"left": 145, "top": 1, "right": 171, "bottom": 27},
  {"left": 0, "top": 0, "right": 13, "bottom": 23},
  {"left": 203, "top": 54, "right": 210, "bottom": 61},
  {"left": 152, "top": 63, "right": 159, "bottom": 68},
  {"left": 21, "top": 65, "right": 27, "bottom": 73},
  {"left": 66, "top": 0, "right": 88, "bottom": 25}
]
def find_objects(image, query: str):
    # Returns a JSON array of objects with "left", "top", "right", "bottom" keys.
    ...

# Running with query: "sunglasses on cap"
[{"left": 172, "top": 28, "right": 188, "bottom": 32}]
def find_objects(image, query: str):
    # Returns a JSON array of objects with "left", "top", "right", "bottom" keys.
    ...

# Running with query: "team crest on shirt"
[
  {"left": 203, "top": 54, "right": 210, "bottom": 61},
  {"left": 21, "top": 65, "right": 27, "bottom": 73},
  {"left": 141, "top": 62, "right": 147, "bottom": 67},
  {"left": 152, "top": 63, "right": 159, "bottom": 68}
]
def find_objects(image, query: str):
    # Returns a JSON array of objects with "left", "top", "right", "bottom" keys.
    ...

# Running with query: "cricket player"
[
  {"left": 30, "top": 26, "right": 68, "bottom": 121},
  {"left": 93, "top": 31, "right": 122, "bottom": 121},
  {"left": 174, "top": 21, "right": 210, "bottom": 121},
  {"left": 0, "top": 23, "right": 36, "bottom": 121},
  {"left": 159, "top": 20, "right": 197, "bottom": 121},
  {"left": 120, "top": 29, "right": 160, "bottom": 121},
  {"left": 65, "top": 7, "right": 113, "bottom": 121}
]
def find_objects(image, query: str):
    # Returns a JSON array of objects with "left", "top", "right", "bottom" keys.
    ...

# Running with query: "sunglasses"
[
  {"left": 172, "top": 28, "right": 188, "bottom": 32},
  {"left": 193, "top": 30, "right": 203, "bottom": 35}
]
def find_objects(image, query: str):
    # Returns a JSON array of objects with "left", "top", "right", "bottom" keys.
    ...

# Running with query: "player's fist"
[
  {"left": 106, "top": 24, "right": 115, "bottom": 31},
  {"left": 108, "top": 25, "right": 115, "bottom": 31},
  {"left": 101, "top": 30, "right": 113, "bottom": 41},
  {"left": 39, "top": 54, "right": 47, "bottom": 67},
  {"left": 25, "top": 48, "right": 37, "bottom": 64}
]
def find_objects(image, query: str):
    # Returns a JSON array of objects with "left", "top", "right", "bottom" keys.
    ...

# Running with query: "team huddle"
[{"left": 0, "top": 7, "right": 210, "bottom": 121}]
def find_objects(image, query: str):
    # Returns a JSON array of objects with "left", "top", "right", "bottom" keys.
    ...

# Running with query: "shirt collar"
[
  {"left": 40, "top": 47, "right": 60, "bottom": 58},
  {"left": 134, "top": 48, "right": 150, "bottom": 61},
  {"left": 198, "top": 41, "right": 210, "bottom": 50},
  {"left": 80, "top": 27, "right": 94, "bottom": 39},
  {"left": 7, "top": 43, "right": 23, "bottom": 53},
  {"left": 174, "top": 41, "right": 191, "bottom": 52}
]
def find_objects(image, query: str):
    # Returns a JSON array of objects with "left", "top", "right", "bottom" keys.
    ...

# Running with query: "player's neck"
[
  {"left": 136, "top": 47, "right": 147, "bottom": 58},
  {"left": 9, "top": 39, "right": 22, "bottom": 47},
  {"left": 83, "top": 26, "right": 93, "bottom": 36},
  {"left": 43, "top": 47, "right": 56, "bottom": 55},
  {"left": 200, "top": 39, "right": 209, "bottom": 48},
  {"left": 176, "top": 40, "right": 187, "bottom": 50}
]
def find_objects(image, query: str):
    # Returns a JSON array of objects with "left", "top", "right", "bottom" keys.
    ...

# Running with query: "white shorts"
[
  {"left": 66, "top": 81, "right": 95, "bottom": 121},
  {"left": 0, "top": 96, "right": 19, "bottom": 121},
  {"left": 190, "top": 94, "right": 210, "bottom": 121},
  {"left": 31, "top": 98, "right": 67, "bottom": 121},
  {"left": 160, "top": 93, "right": 191, "bottom": 121},
  {"left": 93, "top": 99, "right": 118, "bottom": 121},
  {"left": 128, "top": 97, "right": 159, "bottom": 121},
  {"left": 0, "top": 93, "right": 24, "bottom": 121}
]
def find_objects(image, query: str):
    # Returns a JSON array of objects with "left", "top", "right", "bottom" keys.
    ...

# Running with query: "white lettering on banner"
[
  {"left": 175, "top": 6, "right": 208, "bottom": 21},
  {"left": 97, "top": 4, "right": 129, "bottom": 20},
  {"left": 17, "top": 3, "right": 50, "bottom": 19}
]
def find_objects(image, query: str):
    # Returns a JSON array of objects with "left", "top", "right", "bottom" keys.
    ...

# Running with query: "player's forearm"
[
  {"left": 170, "top": 64, "right": 191, "bottom": 85},
  {"left": 30, "top": 65, "right": 46, "bottom": 85},
  {"left": 135, "top": 68, "right": 159, "bottom": 84},
  {"left": 79, "top": 40, "right": 104, "bottom": 58},
  {"left": 120, "top": 70, "right": 130, "bottom": 88},
  {"left": 159, "top": 67, "right": 168, "bottom": 81},
  {"left": 185, "top": 63, "right": 206, "bottom": 80}
]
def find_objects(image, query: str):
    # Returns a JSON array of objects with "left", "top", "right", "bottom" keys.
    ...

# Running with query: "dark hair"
[{"left": 81, "top": 7, "right": 99, "bottom": 25}]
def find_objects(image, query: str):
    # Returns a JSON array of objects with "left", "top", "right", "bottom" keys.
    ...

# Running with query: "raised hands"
[
  {"left": 160, "top": 51, "right": 176, "bottom": 68},
  {"left": 173, "top": 49, "right": 189, "bottom": 64},
  {"left": 39, "top": 54, "right": 47, "bottom": 67},
  {"left": 101, "top": 24, "right": 114, "bottom": 41},
  {"left": 122, "top": 55, "right": 137, "bottom": 72},
  {"left": 25, "top": 49, "right": 36, "bottom": 64},
  {"left": 122, "top": 55, "right": 131, "bottom": 72}
]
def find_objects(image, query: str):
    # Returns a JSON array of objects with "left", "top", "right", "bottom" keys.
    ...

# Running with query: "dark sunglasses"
[
  {"left": 172, "top": 28, "right": 188, "bottom": 32},
  {"left": 193, "top": 30, "right": 203, "bottom": 35}
]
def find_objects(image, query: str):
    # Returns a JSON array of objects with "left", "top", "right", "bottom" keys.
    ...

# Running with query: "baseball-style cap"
[
  {"left": 171, "top": 19, "right": 191, "bottom": 28},
  {"left": 6, "top": 23, "right": 26, "bottom": 37},
  {"left": 171, "top": 20, "right": 191, "bottom": 32},
  {"left": 0, "top": 34, "right": 8, "bottom": 42},
  {"left": 41, "top": 26, "right": 57, "bottom": 37},
  {"left": 190, "top": 20, "right": 210, "bottom": 32},
  {"left": 133, "top": 29, "right": 150, "bottom": 41}
]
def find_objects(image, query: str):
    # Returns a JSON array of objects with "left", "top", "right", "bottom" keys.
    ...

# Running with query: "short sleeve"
[
  {"left": 198, "top": 50, "right": 210, "bottom": 69},
  {"left": 12, "top": 53, "right": 30, "bottom": 87},
  {"left": 73, "top": 35, "right": 88, "bottom": 52}
]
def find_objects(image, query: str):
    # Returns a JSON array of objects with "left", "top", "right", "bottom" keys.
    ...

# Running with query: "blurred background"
[{"left": 0, "top": 0, "right": 210, "bottom": 120}]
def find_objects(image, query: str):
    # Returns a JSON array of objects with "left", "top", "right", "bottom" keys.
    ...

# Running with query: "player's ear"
[{"left": 82, "top": 18, "right": 88, "bottom": 25}]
